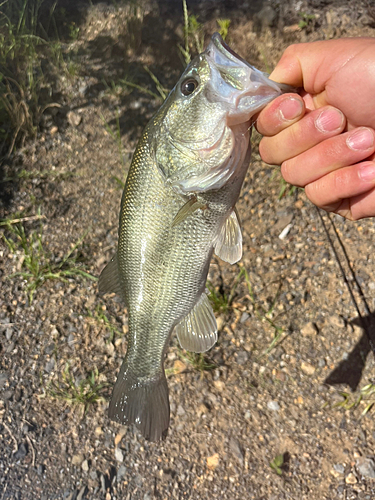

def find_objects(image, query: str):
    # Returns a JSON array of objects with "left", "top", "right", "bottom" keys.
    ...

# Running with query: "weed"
[
  {"left": 270, "top": 454, "right": 284, "bottom": 476},
  {"left": 48, "top": 363, "right": 109, "bottom": 415},
  {"left": 100, "top": 109, "right": 126, "bottom": 167},
  {"left": 111, "top": 175, "right": 126, "bottom": 190},
  {"left": 179, "top": 0, "right": 205, "bottom": 63},
  {"left": 88, "top": 305, "right": 123, "bottom": 343},
  {"left": 0, "top": 166, "right": 75, "bottom": 183},
  {"left": 207, "top": 269, "right": 242, "bottom": 314},
  {"left": 327, "top": 382, "right": 375, "bottom": 417},
  {"left": 216, "top": 19, "right": 231, "bottom": 40},
  {"left": 1, "top": 215, "right": 96, "bottom": 301},
  {"left": 241, "top": 267, "right": 286, "bottom": 355},
  {"left": 298, "top": 12, "right": 316, "bottom": 30},
  {"left": 0, "top": 0, "right": 74, "bottom": 153},
  {"left": 270, "top": 169, "right": 298, "bottom": 200},
  {"left": 278, "top": 178, "right": 298, "bottom": 199},
  {"left": 178, "top": 350, "right": 216, "bottom": 373},
  {"left": 117, "top": 65, "right": 168, "bottom": 102}
]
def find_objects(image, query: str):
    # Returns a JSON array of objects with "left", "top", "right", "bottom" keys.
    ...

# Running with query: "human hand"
[{"left": 256, "top": 38, "right": 375, "bottom": 220}]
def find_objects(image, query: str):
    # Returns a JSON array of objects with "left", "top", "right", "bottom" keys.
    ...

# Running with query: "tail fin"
[{"left": 108, "top": 366, "right": 170, "bottom": 441}]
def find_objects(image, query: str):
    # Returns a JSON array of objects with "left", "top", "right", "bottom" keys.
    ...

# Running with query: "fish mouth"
[{"left": 204, "top": 33, "right": 296, "bottom": 125}]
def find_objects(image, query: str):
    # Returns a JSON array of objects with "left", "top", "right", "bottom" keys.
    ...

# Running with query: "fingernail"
[
  {"left": 347, "top": 127, "right": 375, "bottom": 151},
  {"left": 279, "top": 97, "right": 303, "bottom": 121},
  {"left": 359, "top": 162, "right": 375, "bottom": 182},
  {"left": 315, "top": 108, "right": 344, "bottom": 133}
]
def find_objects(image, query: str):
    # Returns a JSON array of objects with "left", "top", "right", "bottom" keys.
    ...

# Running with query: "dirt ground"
[{"left": 1, "top": 0, "right": 375, "bottom": 499}]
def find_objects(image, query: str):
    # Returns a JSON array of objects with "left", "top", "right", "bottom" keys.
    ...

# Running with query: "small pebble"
[
  {"left": 301, "top": 322, "right": 318, "bottom": 336},
  {"left": 115, "top": 447, "right": 124, "bottom": 463},
  {"left": 72, "top": 454, "right": 84, "bottom": 466},
  {"left": 82, "top": 459, "right": 89, "bottom": 472},
  {"left": 333, "top": 463, "right": 345, "bottom": 474},
  {"left": 300, "top": 361, "right": 316, "bottom": 375},
  {"left": 267, "top": 400, "right": 280, "bottom": 411},
  {"left": 356, "top": 457, "right": 375, "bottom": 479},
  {"left": 67, "top": 111, "right": 82, "bottom": 127},
  {"left": 117, "top": 465, "right": 127, "bottom": 481},
  {"left": 345, "top": 472, "right": 357, "bottom": 484}
]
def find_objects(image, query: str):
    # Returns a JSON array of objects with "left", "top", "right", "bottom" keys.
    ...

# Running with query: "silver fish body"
[{"left": 99, "top": 33, "right": 295, "bottom": 440}]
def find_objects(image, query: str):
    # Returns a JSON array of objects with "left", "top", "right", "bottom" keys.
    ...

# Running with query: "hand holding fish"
[{"left": 256, "top": 37, "right": 375, "bottom": 220}]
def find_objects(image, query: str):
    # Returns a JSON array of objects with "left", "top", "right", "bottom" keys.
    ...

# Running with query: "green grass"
[
  {"left": 0, "top": 0, "right": 79, "bottom": 154},
  {"left": 270, "top": 453, "right": 284, "bottom": 476},
  {"left": 47, "top": 363, "right": 109, "bottom": 415},
  {"left": 240, "top": 267, "right": 287, "bottom": 356},
  {"left": 0, "top": 166, "right": 76, "bottom": 183},
  {"left": 178, "top": 350, "right": 216, "bottom": 374},
  {"left": 100, "top": 109, "right": 127, "bottom": 167},
  {"left": 1, "top": 215, "right": 96, "bottom": 301},
  {"left": 298, "top": 12, "right": 316, "bottom": 29},
  {"left": 326, "top": 382, "right": 375, "bottom": 417},
  {"left": 207, "top": 269, "right": 243, "bottom": 314},
  {"left": 278, "top": 178, "right": 298, "bottom": 200},
  {"left": 88, "top": 305, "right": 123, "bottom": 343},
  {"left": 208, "top": 266, "right": 286, "bottom": 355},
  {"left": 179, "top": 0, "right": 231, "bottom": 64}
]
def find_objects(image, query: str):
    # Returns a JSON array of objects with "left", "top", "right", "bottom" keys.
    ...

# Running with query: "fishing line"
[{"left": 316, "top": 206, "right": 375, "bottom": 357}]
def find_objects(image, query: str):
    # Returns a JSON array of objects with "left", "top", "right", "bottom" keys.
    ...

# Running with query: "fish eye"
[{"left": 181, "top": 77, "right": 199, "bottom": 96}]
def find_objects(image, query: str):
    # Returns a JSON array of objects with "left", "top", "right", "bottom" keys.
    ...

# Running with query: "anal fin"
[
  {"left": 174, "top": 293, "right": 217, "bottom": 353},
  {"left": 98, "top": 253, "right": 123, "bottom": 296},
  {"left": 214, "top": 210, "right": 242, "bottom": 265}
]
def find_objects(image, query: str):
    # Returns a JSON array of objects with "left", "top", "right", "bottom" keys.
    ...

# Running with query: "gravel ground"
[{"left": 1, "top": 1, "right": 375, "bottom": 499}]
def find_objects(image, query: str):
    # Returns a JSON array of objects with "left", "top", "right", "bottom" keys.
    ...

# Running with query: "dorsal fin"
[
  {"left": 174, "top": 293, "right": 217, "bottom": 353},
  {"left": 98, "top": 253, "right": 123, "bottom": 296},
  {"left": 214, "top": 210, "right": 242, "bottom": 265}
]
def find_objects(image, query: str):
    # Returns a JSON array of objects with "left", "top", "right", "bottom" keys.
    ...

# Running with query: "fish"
[{"left": 99, "top": 33, "right": 295, "bottom": 441}]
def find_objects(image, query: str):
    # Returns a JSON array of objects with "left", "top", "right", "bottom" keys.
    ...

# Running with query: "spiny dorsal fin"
[
  {"left": 98, "top": 253, "right": 123, "bottom": 296},
  {"left": 214, "top": 209, "right": 242, "bottom": 265},
  {"left": 172, "top": 197, "right": 207, "bottom": 228},
  {"left": 174, "top": 293, "right": 217, "bottom": 353}
]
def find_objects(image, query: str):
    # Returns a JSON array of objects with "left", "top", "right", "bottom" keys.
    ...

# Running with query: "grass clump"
[
  {"left": 48, "top": 363, "right": 109, "bottom": 415},
  {"left": 1, "top": 215, "right": 96, "bottom": 301},
  {"left": 178, "top": 350, "right": 216, "bottom": 373},
  {"left": 327, "top": 382, "right": 375, "bottom": 417},
  {"left": 88, "top": 305, "right": 123, "bottom": 344},
  {"left": 270, "top": 453, "right": 284, "bottom": 476},
  {"left": 179, "top": 0, "right": 231, "bottom": 64},
  {"left": 0, "top": 0, "right": 77, "bottom": 154}
]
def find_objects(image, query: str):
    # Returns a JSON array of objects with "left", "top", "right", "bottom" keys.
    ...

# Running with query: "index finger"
[{"left": 256, "top": 93, "right": 305, "bottom": 137}]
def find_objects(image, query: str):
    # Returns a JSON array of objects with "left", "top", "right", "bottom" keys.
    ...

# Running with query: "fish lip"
[
  {"left": 204, "top": 32, "right": 296, "bottom": 123},
  {"left": 207, "top": 32, "right": 296, "bottom": 94},
  {"left": 207, "top": 32, "right": 254, "bottom": 71}
]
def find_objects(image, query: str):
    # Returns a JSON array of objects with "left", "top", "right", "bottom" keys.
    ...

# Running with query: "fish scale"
[{"left": 99, "top": 33, "right": 295, "bottom": 440}]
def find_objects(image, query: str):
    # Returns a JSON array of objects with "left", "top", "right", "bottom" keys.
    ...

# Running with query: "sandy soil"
[{"left": 1, "top": 1, "right": 375, "bottom": 499}]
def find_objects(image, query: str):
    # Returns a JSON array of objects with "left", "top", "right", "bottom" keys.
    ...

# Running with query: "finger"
[
  {"left": 281, "top": 127, "right": 375, "bottom": 187},
  {"left": 255, "top": 94, "right": 305, "bottom": 136},
  {"left": 269, "top": 39, "right": 375, "bottom": 93},
  {"left": 304, "top": 161, "right": 375, "bottom": 220},
  {"left": 259, "top": 106, "right": 345, "bottom": 165}
]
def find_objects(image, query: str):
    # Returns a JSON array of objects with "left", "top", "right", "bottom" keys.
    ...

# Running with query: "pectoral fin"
[
  {"left": 174, "top": 293, "right": 217, "bottom": 353},
  {"left": 214, "top": 209, "right": 242, "bottom": 265},
  {"left": 98, "top": 253, "right": 123, "bottom": 296},
  {"left": 172, "top": 197, "right": 206, "bottom": 227}
]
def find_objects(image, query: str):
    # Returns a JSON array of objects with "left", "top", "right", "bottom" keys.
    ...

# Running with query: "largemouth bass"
[{"left": 99, "top": 33, "right": 294, "bottom": 441}]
